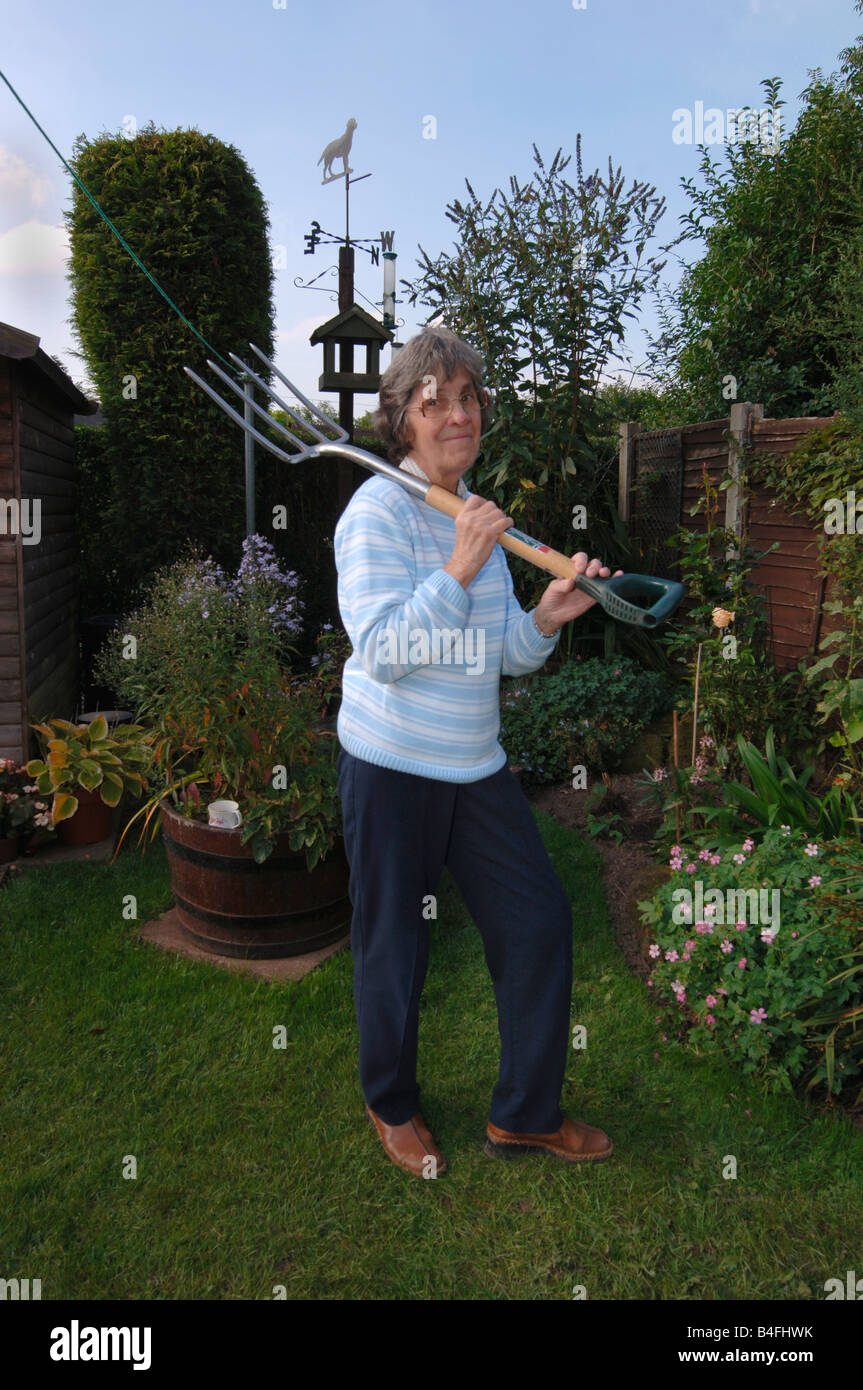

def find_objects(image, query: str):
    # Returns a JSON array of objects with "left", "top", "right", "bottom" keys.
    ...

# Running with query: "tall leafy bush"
[{"left": 67, "top": 123, "right": 275, "bottom": 614}]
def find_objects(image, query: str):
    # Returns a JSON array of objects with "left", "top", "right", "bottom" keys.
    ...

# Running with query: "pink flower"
[
  {"left": 738, "top": 958, "right": 747, "bottom": 970},
  {"left": 733, "top": 852, "right": 746, "bottom": 864},
  {"left": 717, "top": 986, "right": 728, "bottom": 996},
  {"left": 735, "top": 921, "right": 747, "bottom": 932},
  {"left": 760, "top": 928, "right": 778, "bottom": 944},
  {"left": 791, "top": 931, "right": 799, "bottom": 939},
  {"left": 648, "top": 943, "right": 660, "bottom": 958},
  {"left": 709, "top": 854, "right": 721, "bottom": 866},
  {"left": 808, "top": 875, "right": 822, "bottom": 887},
  {"left": 665, "top": 948, "right": 679, "bottom": 962},
  {"left": 705, "top": 994, "right": 718, "bottom": 1007},
  {"left": 698, "top": 849, "right": 711, "bottom": 861},
  {"left": 742, "top": 838, "right": 755, "bottom": 852},
  {"left": 685, "top": 939, "right": 697, "bottom": 952},
  {"left": 670, "top": 845, "right": 682, "bottom": 856},
  {"left": 720, "top": 939, "right": 733, "bottom": 954},
  {"left": 804, "top": 843, "right": 819, "bottom": 857},
  {"left": 750, "top": 1007, "right": 767, "bottom": 1024},
  {"left": 705, "top": 1014, "right": 716, "bottom": 1027},
  {"left": 686, "top": 863, "right": 697, "bottom": 874}
]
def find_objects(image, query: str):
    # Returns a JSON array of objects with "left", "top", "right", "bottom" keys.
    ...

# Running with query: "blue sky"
[{"left": 0, "top": 0, "right": 859, "bottom": 406}]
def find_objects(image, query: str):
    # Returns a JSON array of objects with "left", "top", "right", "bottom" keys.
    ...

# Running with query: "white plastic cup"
[{"left": 208, "top": 800, "right": 242, "bottom": 829}]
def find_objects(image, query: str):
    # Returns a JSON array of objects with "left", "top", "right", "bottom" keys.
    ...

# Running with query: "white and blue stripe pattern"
[{"left": 334, "top": 456, "right": 560, "bottom": 782}]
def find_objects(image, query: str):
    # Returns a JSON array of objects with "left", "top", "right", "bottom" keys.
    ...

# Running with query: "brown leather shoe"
[
  {"left": 485, "top": 1115, "right": 613, "bottom": 1164},
  {"left": 365, "top": 1104, "right": 448, "bottom": 1177}
]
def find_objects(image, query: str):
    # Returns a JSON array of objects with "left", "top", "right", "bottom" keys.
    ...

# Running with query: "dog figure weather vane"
[
  {"left": 318, "top": 117, "right": 357, "bottom": 183},
  {"left": 301, "top": 118, "right": 382, "bottom": 272}
]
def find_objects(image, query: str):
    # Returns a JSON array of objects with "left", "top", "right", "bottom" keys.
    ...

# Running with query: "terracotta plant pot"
[
  {"left": 0, "top": 834, "right": 19, "bottom": 865},
  {"left": 160, "top": 801, "right": 351, "bottom": 959},
  {"left": 58, "top": 787, "right": 113, "bottom": 847}
]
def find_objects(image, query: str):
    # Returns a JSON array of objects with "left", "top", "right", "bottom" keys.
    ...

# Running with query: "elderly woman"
[{"left": 334, "top": 325, "right": 618, "bottom": 1178}]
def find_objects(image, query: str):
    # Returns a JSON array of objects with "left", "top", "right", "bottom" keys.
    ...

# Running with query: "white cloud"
[
  {"left": 0, "top": 220, "right": 70, "bottom": 275},
  {"left": 0, "top": 146, "right": 52, "bottom": 210},
  {"left": 275, "top": 315, "right": 326, "bottom": 343}
]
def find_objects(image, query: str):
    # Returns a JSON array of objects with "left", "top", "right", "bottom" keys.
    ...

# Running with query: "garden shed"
[{"left": 0, "top": 320, "right": 95, "bottom": 763}]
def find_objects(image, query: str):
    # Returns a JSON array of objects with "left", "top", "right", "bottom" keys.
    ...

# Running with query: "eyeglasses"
[{"left": 406, "top": 387, "right": 489, "bottom": 420}]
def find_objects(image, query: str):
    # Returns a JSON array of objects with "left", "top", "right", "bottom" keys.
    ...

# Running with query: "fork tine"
[
  {"left": 204, "top": 358, "right": 311, "bottom": 452},
  {"left": 183, "top": 366, "right": 310, "bottom": 465},
  {"left": 228, "top": 351, "right": 333, "bottom": 446},
  {"left": 246, "top": 342, "right": 349, "bottom": 444}
]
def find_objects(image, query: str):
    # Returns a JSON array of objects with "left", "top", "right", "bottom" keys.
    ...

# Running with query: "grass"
[{"left": 1, "top": 812, "right": 861, "bottom": 1301}]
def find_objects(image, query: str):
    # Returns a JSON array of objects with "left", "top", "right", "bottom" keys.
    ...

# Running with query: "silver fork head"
[{"left": 184, "top": 342, "right": 349, "bottom": 466}]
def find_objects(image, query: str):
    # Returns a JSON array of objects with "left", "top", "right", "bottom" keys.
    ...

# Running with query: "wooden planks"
[{"left": 628, "top": 411, "right": 847, "bottom": 672}]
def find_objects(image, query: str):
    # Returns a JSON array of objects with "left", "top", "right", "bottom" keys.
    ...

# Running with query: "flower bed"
[
  {"left": 638, "top": 826, "right": 863, "bottom": 1098},
  {"left": 0, "top": 757, "right": 55, "bottom": 852}
]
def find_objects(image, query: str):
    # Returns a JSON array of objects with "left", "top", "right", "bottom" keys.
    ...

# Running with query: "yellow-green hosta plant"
[{"left": 26, "top": 716, "right": 154, "bottom": 824}]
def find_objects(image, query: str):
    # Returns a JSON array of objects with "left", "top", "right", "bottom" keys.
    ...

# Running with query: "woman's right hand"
[{"left": 443, "top": 494, "right": 514, "bottom": 590}]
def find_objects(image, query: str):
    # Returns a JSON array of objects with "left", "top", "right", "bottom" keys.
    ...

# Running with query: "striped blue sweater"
[{"left": 333, "top": 456, "right": 560, "bottom": 781}]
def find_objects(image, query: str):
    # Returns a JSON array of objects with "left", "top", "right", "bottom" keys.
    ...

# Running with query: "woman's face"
[{"left": 401, "top": 366, "right": 482, "bottom": 492}]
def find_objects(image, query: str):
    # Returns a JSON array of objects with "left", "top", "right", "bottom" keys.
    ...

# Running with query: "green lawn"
[{"left": 1, "top": 813, "right": 860, "bottom": 1300}]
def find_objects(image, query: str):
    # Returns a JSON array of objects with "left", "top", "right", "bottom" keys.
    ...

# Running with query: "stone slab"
[{"left": 137, "top": 905, "right": 350, "bottom": 981}]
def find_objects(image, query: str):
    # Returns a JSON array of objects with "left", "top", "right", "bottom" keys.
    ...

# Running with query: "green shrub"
[
  {"left": 500, "top": 655, "right": 673, "bottom": 785},
  {"left": 638, "top": 827, "right": 863, "bottom": 1098},
  {"left": 639, "top": 727, "right": 862, "bottom": 852},
  {"left": 67, "top": 123, "right": 275, "bottom": 615}
]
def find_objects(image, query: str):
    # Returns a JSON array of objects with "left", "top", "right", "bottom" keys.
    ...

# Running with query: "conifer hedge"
[{"left": 67, "top": 124, "right": 275, "bottom": 614}]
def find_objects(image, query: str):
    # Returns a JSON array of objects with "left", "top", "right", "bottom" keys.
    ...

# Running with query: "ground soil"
[{"left": 525, "top": 772, "right": 668, "bottom": 981}]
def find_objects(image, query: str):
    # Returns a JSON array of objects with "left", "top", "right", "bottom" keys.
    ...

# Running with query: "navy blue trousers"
[{"left": 337, "top": 747, "right": 573, "bottom": 1132}]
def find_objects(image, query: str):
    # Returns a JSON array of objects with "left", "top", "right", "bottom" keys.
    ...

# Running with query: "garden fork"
[{"left": 185, "top": 343, "right": 685, "bottom": 629}]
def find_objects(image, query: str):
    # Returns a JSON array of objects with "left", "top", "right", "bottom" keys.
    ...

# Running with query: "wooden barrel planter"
[{"left": 160, "top": 801, "right": 351, "bottom": 959}]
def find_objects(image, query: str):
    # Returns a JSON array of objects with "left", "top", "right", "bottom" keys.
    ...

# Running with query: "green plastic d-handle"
[{"left": 574, "top": 573, "right": 686, "bottom": 628}]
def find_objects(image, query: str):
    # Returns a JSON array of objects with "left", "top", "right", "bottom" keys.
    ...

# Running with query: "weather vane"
[{"left": 297, "top": 118, "right": 397, "bottom": 329}]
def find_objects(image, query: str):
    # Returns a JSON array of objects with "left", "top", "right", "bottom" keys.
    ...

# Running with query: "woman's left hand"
[{"left": 533, "top": 553, "right": 624, "bottom": 634}]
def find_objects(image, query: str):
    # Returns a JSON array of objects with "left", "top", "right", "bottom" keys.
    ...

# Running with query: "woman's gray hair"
[{"left": 372, "top": 325, "right": 494, "bottom": 462}]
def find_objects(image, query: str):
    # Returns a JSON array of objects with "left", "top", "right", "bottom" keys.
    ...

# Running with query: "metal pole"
[
  {"left": 338, "top": 242, "right": 355, "bottom": 510},
  {"left": 243, "top": 376, "right": 255, "bottom": 537}
]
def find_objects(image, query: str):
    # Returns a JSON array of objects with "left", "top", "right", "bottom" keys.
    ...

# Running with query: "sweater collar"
[{"left": 400, "top": 455, "right": 470, "bottom": 500}]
